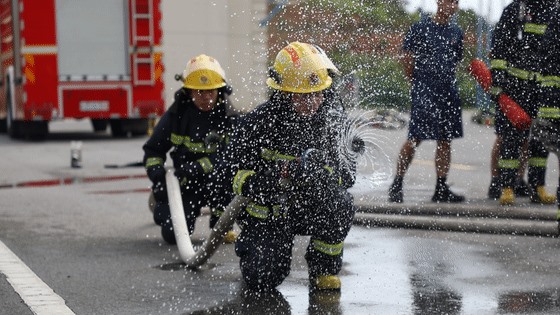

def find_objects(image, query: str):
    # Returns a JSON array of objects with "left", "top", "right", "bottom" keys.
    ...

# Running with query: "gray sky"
[{"left": 404, "top": 0, "right": 514, "bottom": 23}]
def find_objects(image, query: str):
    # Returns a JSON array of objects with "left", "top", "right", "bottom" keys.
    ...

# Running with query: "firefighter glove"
[
  {"left": 468, "top": 59, "right": 492, "bottom": 93},
  {"left": 292, "top": 149, "right": 337, "bottom": 187},
  {"left": 498, "top": 93, "right": 532, "bottom": 130},
  {"left": 204, "top": 131, "right": 223, "bottom": 150}
]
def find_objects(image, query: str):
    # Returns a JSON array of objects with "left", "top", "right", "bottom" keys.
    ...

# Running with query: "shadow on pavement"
[{"left": 186, "top": 287, "right": 343, "bottom": 315}]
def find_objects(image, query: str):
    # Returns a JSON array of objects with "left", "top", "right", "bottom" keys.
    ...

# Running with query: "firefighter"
[
  {"left": 142, "top": 54, "right": 237, "bottom": 244},
  {"left": 490, "top": 0, "right": 558, "bottom": 205},
  {"left": 223, "top": 42, "right": 357, "bottom": 292},
  {"left": 532, "top": 7, "right": 560, "bottom": 215}
]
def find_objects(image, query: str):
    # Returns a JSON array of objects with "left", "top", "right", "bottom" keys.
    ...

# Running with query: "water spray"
[{"left": 329, "top": 71, "right": 401, "bottom": 190}]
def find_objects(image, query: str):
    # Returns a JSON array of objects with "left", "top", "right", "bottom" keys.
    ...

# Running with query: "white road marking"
[{"left": 0, "top": 240, "right": 75, "bottom": 315}]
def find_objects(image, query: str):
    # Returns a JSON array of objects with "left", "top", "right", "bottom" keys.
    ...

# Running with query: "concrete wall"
[{"left": 161, "top": 0, "right": 268, "bottom": 112}]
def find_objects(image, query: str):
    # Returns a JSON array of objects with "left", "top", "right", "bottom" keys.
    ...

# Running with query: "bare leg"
[
  {"left": 518, "top": 138, "right": 529, "bottom": 179},
  {"left": 512, "top": 138, "right": 531, "bottom": 197},
  {"left": 396, "top": 139, "right": 420, "bottom": 177},
  {"left": 435, "top": 140, "right": 451, "bottom": 177},
  {"left": 389, "top": 139, "right": 420, "bottom": 202},
  {"left": 488, "top": 136, "right": 504, "bottom": 199},
  {"left": 432, "top": 140, "right": 464, "bottom": 203},
  {"left": 491, "top": 136, "right": 502, "bottom": 177}
]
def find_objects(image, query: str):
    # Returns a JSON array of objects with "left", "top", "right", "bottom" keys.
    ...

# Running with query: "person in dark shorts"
[{"left": 388, "top": 0, "right": 465, "bottom": 203}]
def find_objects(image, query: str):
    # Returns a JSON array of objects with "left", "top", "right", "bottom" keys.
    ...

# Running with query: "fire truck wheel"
[
  {"left": 6, "top": 81, "right": 48, "bottom": 140},
  {"left": 0, "top": 118, "right": 6, "bottom": 133},
  {"left": 129, "top": 118, "right": 149, "bottom": 136},
  {"left": 7, "top": 121, "right": 47, "bottom": 140},
  {"left": 91, "top": 119, "right": 108, "bottom": 132},
  {"left": 109, "top": 118, "right": 149, "bottom": 137},
  {"left": 109, "top": 119, "right": 127, "bottom": 138},
  {"left": 23, "top": 121, "right": 48, "bottom": 140}
]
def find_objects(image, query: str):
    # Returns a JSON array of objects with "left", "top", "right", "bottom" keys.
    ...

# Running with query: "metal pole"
[{"left": 475, "top": 0, "right": 486, "bottom": 111}]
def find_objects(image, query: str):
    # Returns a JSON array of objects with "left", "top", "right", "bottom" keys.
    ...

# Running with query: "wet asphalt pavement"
[{"left": 1, "top": 111, "right": 560, "bottom": 314}]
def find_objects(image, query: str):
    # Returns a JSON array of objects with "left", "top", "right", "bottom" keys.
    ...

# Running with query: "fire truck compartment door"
[
  {"left": 56, "top": 0, "right": 129, "bottom": 81},
  {"left": 61, "top": 87, "right": 129, "bottom": 119}
]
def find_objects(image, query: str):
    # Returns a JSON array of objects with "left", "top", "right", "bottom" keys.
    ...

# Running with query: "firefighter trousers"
[
  {"left": 151, "top": 179, "right": 220, "bottom": 244},
  {"left": 499, "top": 123, "right": 549, "bottom": 189},
  {"left": 234, "top": 188, "right": 355, "bottom": 291},
  {"left": 497, "top": 81, "right": 549, "bottom": 190},
  {"left": 531, "top": 107, "right": 560, "bottom": 210}
]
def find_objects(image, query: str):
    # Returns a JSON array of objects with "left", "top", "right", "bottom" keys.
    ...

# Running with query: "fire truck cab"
[{"left": 0, "top": 0, "right": 164, "bottom": 139}]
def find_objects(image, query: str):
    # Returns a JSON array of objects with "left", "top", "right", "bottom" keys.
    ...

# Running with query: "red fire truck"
[{"left": 0, "top": 0, "right": 165, "bottom": 139}]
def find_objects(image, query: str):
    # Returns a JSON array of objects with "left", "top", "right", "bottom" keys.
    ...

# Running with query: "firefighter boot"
[
  {"left": 223, "top": 230, "right": 238, "bottom": 244},
  {"left": 487, "top": 176, "right": 502, "bottom": 200},
  {"left": 310, "top": 275, "right": 341, "bottom": 291},
  {"left": 153, "top": 202, "right": 170, "bottom": 226},
  {"left": 499, "top": 187, "right": 515, "bottom": 206},
  {"left": 514, "top": 178, "right": 530, "bottom": 197},
  {"left": 388, "top": 176, "right": 403, "bottom": 203},
  {"left": 309, "top": 290, "right": 341, "bottom": 314},
  {"left": 530, "top": 186, "right": 557, "bottom": 204},
  {"left": 161, "top": 219, "right": 177, "bottom": 245}
]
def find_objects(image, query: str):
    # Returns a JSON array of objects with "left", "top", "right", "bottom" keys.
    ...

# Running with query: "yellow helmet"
[
  {"left": 183, "top": 54, "right": 227, "bottom": 90},
  {"left": 307, "top": 43, "right": 340, "bottom": 75},
  {"left": 266, "top": 42, "right": 332, "bottom": 93}
]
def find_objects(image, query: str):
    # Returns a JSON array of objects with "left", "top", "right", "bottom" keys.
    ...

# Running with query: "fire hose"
[{"left": 165, "top": 169, "right": 247, "bottom": 268}]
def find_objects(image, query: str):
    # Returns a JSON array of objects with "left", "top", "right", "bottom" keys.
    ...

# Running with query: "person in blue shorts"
[{"left": 388, "top": 0, "right": 465, "bottom": 203}]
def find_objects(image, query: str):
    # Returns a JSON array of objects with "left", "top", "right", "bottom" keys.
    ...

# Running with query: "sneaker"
[
  {"left": 513, "top": 179, "right": 530, "bottom": 197},
  {"left": 388, "top": 181, "right": 403, "bottom": 203},
  {"left": 487, "top": 177, "right": 502, "bottom": 199},
  {"left": 499, "top": 187, "right": 515, "bottom": 206},
  {"left": 431, "top": 185, "right": 465, "bottom": 203},
  {"left": 530, "top": 186, "right": 557, "bottom": 204},
  {"left": 223, "top": 230, "right": 238, "bottom": 244},
  {"left": 310, "top": 275, "right": 341, "bottom": 291}
]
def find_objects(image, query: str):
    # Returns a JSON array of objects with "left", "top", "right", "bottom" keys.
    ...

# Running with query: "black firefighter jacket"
[
  {"left": 490, "top": 0, "right": 558, "bottom": 104},
  {"left": 143, "top": 89, "right": 230, "bottom": 184},
  {"left": 224, "top": 92, "right": 355, "bottom": 219},
  {"left": 540, "top": 7, "right": 560, "bottom": 105}
]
